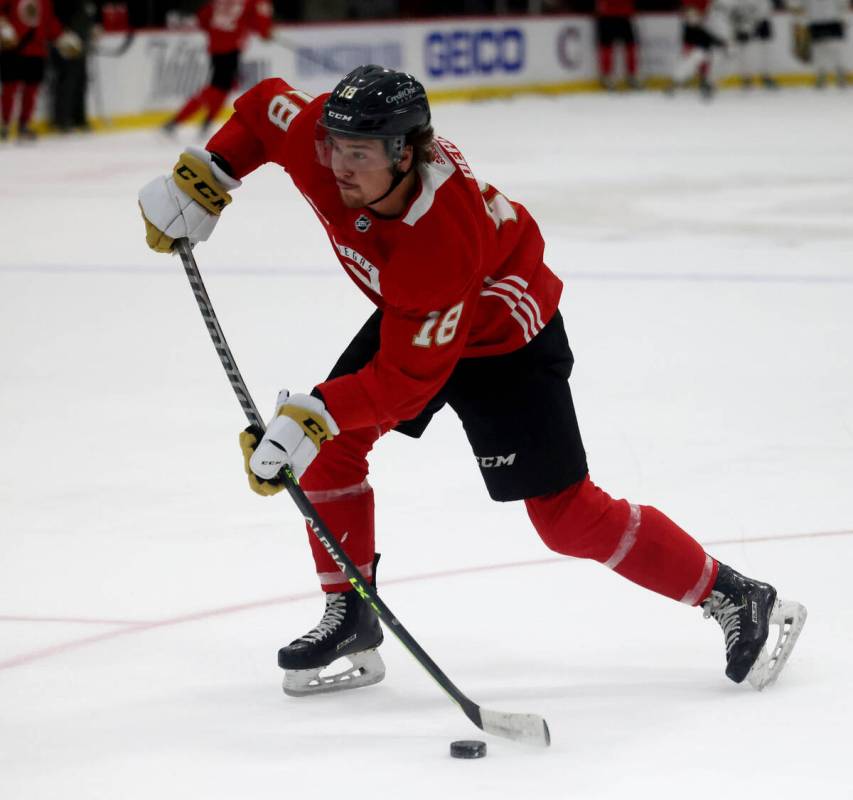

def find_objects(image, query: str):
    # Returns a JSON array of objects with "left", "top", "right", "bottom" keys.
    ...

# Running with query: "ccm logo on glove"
[{"left": 241, "top": 391, "right": 340, "bottom": 495}]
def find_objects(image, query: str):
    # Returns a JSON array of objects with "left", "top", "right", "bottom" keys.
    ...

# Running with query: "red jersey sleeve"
[
  {"left": 316, "top": 220, "right": 483, "bottom": 432},
  {"left": 206, "top": 77, "right": 318, "bottom": 179}
]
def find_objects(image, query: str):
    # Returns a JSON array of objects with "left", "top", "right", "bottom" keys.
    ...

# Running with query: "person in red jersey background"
[
  {"left": 0, "top": 0, "right": 80, "bottom": 140},
  {"left": 138, "top": 65, "right": 806, "bottom": 698},
  {"left": 595, "top": 0, "right": 640, "bottom": 90},
  {"left": 162, "top": 0, "right": 272, "bottom": 137}
]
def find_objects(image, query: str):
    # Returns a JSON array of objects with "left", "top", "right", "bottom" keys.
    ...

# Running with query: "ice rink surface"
[{"left": 2, "top": 88, "right": 852, "bottom": 799}]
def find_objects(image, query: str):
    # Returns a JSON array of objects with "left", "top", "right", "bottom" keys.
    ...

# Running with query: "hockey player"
[
  {"left": 789, "top": 0, "right": 849, "bottom": 87},
  {"left": 732, "top": 0, "right": 778, "bottom": 88},
  {"left": 161, "top": 0, "right": 272, "bottom": 137},
  {"left": 138, "top": 65, "right": 807, "bottom": 698},
  {"left": 595, "top": 0, "right": 641, "bottom": 90},
  {"left": 668, "top": 0, "right": 734, "bottom": 97},
  {"left": 0, "top": 0, "right": 81, "bottom": 141}
]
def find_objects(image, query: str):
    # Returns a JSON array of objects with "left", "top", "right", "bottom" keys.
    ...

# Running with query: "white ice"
[{"left": 2, "top": 88, "right": 852, "bottom": 799}]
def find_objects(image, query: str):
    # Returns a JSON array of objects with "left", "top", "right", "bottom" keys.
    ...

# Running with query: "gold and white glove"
[
  {"left": 55, "top": 30, "right": 83, "bottom": 58},
  {"left": 241, "top": 391, "right": 340, "bottom": 494},
  {"left": 138, "top": 146, "right": 241, "bottom": 253}
]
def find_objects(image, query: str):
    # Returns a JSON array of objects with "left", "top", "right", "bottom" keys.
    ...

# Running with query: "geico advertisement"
[{"left": 423, "top": 26, "right": 526, "bottom": 79}]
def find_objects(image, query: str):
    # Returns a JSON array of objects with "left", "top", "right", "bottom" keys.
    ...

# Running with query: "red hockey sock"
[
  {"left": 202, "top": 86, "right": 228, "bottom": 122},
  {"left": 303, "top": 481, "right": 376, "bottom": 592},
  {"left": 300, "top": 426, "right": 383, "bottom": 592},
  {"left": 173, "top": 90, "right": 207, "bottom": 123},
  {"left": 626, "top": 43, "right": 638, "bottom": 76},
  {"left": 1, "top": 81, "right": 18, "bottom": 125},
  {"left": 525, "top": 476, "right": 717, "bottom": 604},
  {"left": 19, "top": 83, "right": 39, "bottom": 127},
  {"left": 598, "top": 45, "right": 614, "bottom": 77}
]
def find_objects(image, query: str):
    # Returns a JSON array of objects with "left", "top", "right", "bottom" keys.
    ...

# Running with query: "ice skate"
[
  {"left": 0, "top": 125, "right": 8, "bottom": 141},
  {"left": 279, "top": 584, "right": 385, "bottom": 697},
  {"left": 703, "top": 563, "right": 806, "bottom": 690},
  {"left": 17, "top": 124, "right": 37, "bottom": 142}
]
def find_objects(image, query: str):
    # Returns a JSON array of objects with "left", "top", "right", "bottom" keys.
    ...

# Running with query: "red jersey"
[
  {"left": 206, "top": 78, "right": 563, "bottom": 433},
  {"left": 0, "top": 0, "right": 62, "bottom": 58},
  {"left": 196, "top": 0, "right": 272, "bottom": 55},
  {"left": 595, "top": 0, "right": 635, "bottom": 16}
]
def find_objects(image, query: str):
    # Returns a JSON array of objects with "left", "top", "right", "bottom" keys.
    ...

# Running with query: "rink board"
[{"left": 81, "top": 13, "right": 853, "bottom": 129}]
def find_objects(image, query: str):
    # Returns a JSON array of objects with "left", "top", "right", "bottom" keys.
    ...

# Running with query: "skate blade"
[
  {"left": 747, "top": 599, "right": 807, "bottom": 691},
  {"left": 283, "top": 648, "right": 386, "bottom": 697}
]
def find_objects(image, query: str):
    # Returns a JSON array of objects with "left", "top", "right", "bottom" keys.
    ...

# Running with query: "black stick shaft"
[{"left": 174, "top": 239, "right": 483, "bottom": 730}]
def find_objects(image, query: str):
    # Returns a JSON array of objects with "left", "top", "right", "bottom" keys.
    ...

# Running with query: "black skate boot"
[
  {"left": 703, "top": 563, "right": 807, "bottom": 689},
  {"left": 278, "top": 557, "right": 385, "bottom": 697}
]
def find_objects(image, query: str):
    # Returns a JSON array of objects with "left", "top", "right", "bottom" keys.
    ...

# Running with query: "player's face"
[{"left": 327, "top": 136, "right": 395, "bottom": 208}]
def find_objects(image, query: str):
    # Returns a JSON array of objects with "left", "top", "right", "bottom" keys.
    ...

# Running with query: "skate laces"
[
  {"left": 703, "top": 590, "right": 744, "bottom": 654},
  {"left": 298, "top": 593, "right": 347, "bottom": 644}
]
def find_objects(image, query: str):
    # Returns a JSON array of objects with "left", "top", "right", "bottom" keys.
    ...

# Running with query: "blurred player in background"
[
  {"left": 162, "top": 0, "right": 272, "bottom": 137},
  {"left": 595, "top": 0, "right": 641, "bottom": 90},
  {"left": 0, "top": 0, "right": 81, "bottom": 141},
  {"left": 790, "top": 0, "right": 848, "bottom": 87},
  {"left": 668, "top": 0, "right": 734, "bottom": 98},
  {"left": 138, "top": 65, "right": 807, "bottom": 700},
  {"left": 732, "top": 0, "right": 778, "bottom": 88}
]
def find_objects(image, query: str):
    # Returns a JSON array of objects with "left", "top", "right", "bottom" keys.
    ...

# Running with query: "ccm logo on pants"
[{"left": 476, "top": 454, "right": 517, "bottom": 468}]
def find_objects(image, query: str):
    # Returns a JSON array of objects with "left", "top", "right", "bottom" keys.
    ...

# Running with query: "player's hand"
[
  {"left": 138, "top": 147, "right": 240, "bottom": 253},
  {"left": 55, "top": 30, "right": 83, "bottom": 58},
  {"left": 247, "top": 390, "right": 340, "bottom": 488},
  {"left": 0, "top": 17, "right": 18, "bottom": 48},
  {"left": 240, "top": 425, "right": 286, "bottom": 496}
]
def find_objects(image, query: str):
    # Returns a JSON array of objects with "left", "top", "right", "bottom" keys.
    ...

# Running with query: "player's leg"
[
  {"left": 450, "top": 311, "right": 805, "bottom": 688},
  {"left": 810, "top": 24, "right": 831, "bottom": 87},
  {"left": 596, "top": 17, "right": 616, "bottom": 90},
  {"left": 670, "top": 25, "right": 710, "bottom": 90},
  {"left": 162, "top": 54, "right": 218, "bottom": 132},
  {"left": 754, "top": 19, "right": 777, "bottom": 87},
  {"left": 623, "top": 17, "right": 640, "bottom": 88},
  {"left": 276, "top": 310, "right": 448, "bottom": 696},
  {"left": 0, "top": 51, "right": 20, "bottom": 139},
  {"left": 17, "top": 55, "right": 46, "bottom": 141},
  {"left": 199, "top": 50, "right": 239, "bottom": 136}
]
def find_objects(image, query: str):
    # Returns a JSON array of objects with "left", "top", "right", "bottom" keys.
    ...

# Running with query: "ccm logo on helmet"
[{"left": 425, "top": 28, "right": 525, "bottom": 78}]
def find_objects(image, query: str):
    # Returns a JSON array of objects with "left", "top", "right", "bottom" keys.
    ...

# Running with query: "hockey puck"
[{"left": 450, "top": 740, "right": 487, "bottom": 759}]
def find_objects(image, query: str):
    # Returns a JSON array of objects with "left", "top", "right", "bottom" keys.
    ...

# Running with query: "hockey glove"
[
  {"left": 244, "top": 391, "right": 340, "bottom": 493},
  {"left": 0, "top": 17, "right": 18, "bottom": 49},
  {"left": 55, "top": 30, "right": 83, "bottom": 58},
  {"left": 240, "top": 425, "right": 286, "bottom": 496},
  {"left": 138, "top": 146, "right": 241, "bottom": 253}
]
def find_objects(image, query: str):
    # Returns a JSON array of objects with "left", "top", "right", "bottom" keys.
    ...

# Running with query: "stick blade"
[{"left": 479, "top": 708, "right": 551, "bottom": 746}]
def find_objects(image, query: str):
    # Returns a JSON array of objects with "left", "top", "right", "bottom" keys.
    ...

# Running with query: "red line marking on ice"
[{"left": 1, "top": 528, "right": 850, "bottom": 671}]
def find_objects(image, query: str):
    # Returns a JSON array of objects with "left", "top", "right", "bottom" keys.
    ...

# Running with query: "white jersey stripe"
[
  {"left": 303, "top": 479, "right": 372, "bottom": 504},
  {"left": 481, "top": 282, "right": 545, "bottom": 341},
  {"left": 604, "top": 504, "right": 642, "bottom": 569},
  {"left": 680, "top": 554, "right": 716, "bottom": 606},
  {"left": 481, "top": 288, "right": 533, "bottom": 341},
  {"left": 316, "top": 560, "right": 374, "bottom": 586}
]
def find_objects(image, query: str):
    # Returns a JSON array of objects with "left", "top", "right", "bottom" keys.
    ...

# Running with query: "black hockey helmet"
[{"left": 320, "top": 65, "right": 431, "bottom": 164}]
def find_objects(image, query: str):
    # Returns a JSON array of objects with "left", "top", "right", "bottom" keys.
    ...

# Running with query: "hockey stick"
[{"left": 174, "top": 238, "right": 550, "bottom": 747}]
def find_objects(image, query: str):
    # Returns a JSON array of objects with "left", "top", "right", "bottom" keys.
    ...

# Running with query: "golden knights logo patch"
[{"left": 354, "top": 214, "right": 371, "bottom": 233}]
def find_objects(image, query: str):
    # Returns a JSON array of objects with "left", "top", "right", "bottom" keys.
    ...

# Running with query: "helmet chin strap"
[{"left": 366, "top": 163, "right": 413, "bottom": 209}]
